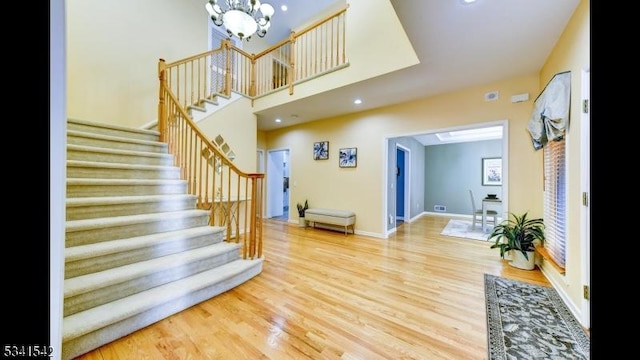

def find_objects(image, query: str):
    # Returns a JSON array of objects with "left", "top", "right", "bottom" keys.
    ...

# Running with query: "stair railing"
[
  {"left": 160, "top": 5, "right": 348, "bottom": 109},
  {"left": 157, "top": 84, "right": 264, "bottom": 259},
  {"left": 157, "top": 5, "right": 348, "bottom": 259}
]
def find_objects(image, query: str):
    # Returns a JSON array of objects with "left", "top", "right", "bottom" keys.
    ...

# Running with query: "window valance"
[{"left": 527, "top": 71, "right": 571, "bottom": 150}]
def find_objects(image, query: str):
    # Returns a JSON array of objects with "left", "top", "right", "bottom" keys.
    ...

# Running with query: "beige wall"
[
  {"left": 536, "top": 0, "right": 590, "bottom": 317},
  {"left": 265, "top": 73, "right": 542, "bottom": 236},
  {"left": 197, "top": 97, "right": 258, "bottom": 173},
  {"left": 67, "top": 0, "right": 209, "bottom": 128}
]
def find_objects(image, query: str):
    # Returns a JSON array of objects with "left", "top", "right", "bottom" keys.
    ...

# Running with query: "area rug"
[
  {"left": 440, "top": 219, "right": 492, "bottom": 241},
  {"left": 485, "top": 274, "right": 590, "bottom": 359}
]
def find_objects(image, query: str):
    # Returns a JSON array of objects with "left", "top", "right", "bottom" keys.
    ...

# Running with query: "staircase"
[{"left": 63, "top": 118, "right": 264, "bottom": 360}]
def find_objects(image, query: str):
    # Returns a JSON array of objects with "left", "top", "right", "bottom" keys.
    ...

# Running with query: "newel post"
[
  {"left": 223, "top": 39, "right": 232, "bottom": 97},
  {"left": 288, "top": 30, "right": 296, "bottom": 95},
  {"left": 157, "top": 58, "right": 167, "bottom": 142}
]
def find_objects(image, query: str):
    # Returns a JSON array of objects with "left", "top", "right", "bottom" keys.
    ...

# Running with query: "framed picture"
[
  {"left": 313, "top": 141, "right": 329, "bottom": 160},
  {"left": 339, "top": 147, "right": 357, "bottom": 168},
  {"left": 482, "top": 157, "right": 502, "bottom": 186}
]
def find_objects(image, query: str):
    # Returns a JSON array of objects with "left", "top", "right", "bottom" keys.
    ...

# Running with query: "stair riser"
[
  {"left": 67, "top": 183, "right": 187, "bottom": 198},
  {"left": 61, "top": 261, "right": 262, "bottom": 360},
  {"left": 68, "top": 149, "right": 174, "bottom": 166},
  {"left": 68, "top": 135, "right": 167, "bottom": 154},
  {"left": 66, "top": 197, "right": 197, "bottom": 221},
  {"left": 68, "top": 122, "right": 160, "bottom": 142},
  {"left": 64, "top": 246, "right": 241, "bottom": 316},
  {"left": 66, "top": 214, "right": 210, "bottom": 247},
  {"left": 65, "top": 230, "right": 224, "bottom": 278},
  {"left": 67, "top": 165, "right": 181, "bottom": 180}
]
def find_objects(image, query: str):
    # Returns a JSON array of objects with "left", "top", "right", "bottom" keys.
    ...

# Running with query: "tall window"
[{"left": 543, "top": 139, "right": 566, "bottom": 268}]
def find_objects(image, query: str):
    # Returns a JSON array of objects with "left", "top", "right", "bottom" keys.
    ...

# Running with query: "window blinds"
[{"left": 543, "top": 139, "right": 566, "bottom": 268}]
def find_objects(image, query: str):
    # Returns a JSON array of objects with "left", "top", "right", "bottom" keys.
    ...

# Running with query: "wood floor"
[{"left": 75, "top": 215, "right": 550, "bottom": 360}]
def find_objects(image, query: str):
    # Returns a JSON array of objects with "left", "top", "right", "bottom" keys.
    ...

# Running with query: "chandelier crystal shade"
[{"left": 205, "top": 0, "right": 275, "bottom": 41}]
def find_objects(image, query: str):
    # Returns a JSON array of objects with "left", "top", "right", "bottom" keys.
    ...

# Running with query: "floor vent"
[{"left": 434, "top": 205, "right": 446, "bottom": 212}]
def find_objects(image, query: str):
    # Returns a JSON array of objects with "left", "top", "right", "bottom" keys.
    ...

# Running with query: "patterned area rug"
[
  {"left": 485, "top": 274, "right": 590, "bottom": 359},
  {"left": 440, "top": 219, "right": 492, "bottom": 241}
]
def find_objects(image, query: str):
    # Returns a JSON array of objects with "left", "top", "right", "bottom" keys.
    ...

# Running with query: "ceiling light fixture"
[
  {"left": 354, "top": 99, "right": 362, "bottom": 105},
  {"left": 205, "top": 0, "right": 275, "bottom": 41}
]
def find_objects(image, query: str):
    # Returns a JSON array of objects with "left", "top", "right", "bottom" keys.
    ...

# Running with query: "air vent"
[{"left": 434, "top": 205, "right": 446, "bottom": 212}]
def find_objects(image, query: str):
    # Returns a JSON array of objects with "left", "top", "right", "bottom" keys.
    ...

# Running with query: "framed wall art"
[
  {"left": 313, "top": 141, "right": 329, "bottom": 160},
  {"left": 339, "top": 147, "right": 357, "bottom": 168},
  {"left": 482, "top": 157, "right": 502, "bottom": 186}
]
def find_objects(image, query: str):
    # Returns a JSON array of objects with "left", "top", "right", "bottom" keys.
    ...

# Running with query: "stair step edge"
[
  {"left": 64, "top": 241, "right": 241, "bottom": 297},
  {"left": 66, "top": 194, "right": 197, "bottom": 207},
  {"left": 68, "top": 118, "right": 160, "bottom": 137},
  {"left": 65, "top": 209, "right": 209, "bottom": 231},
  {"left": 65, "top": 226, "right": 224, "bottom": 261},
  {"left": 63, "top": 257, "right": 263, "bottom": 342},
  {"left": 67, "top": 144, "right": 173, "bottom": 158},
  {"left": 67, "top": 160, "right": 179, "bottom": 171},
  {"left": 67, "top": 130, "right": 167, "bottom": 147}
]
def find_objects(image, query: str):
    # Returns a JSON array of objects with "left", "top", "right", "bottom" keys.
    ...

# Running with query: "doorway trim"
[
  {"left": 396, "top": 144, "right": 411, "bottom": 224},
  {"left": 580, "top": 65, "right": 590, "bottom": 329},
  {"left": 383, "top": 120, "right": 509, "bottom": 238},
  {"left": 266, "top": 148, "right": 289, "bottom": 219}
]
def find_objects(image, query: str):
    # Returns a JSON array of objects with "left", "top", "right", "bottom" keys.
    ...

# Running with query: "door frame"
[
  {"left": 266, "top": 148, "right": 289, "bottom": 219},
  {"left": 396, "top": 144, "right": 411, "bottom": 223},
  {"left": 580, "top": 65, "right": 590, "bottom": 329}
]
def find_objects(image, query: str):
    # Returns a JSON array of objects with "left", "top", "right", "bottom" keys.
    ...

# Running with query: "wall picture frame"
[
  {"left": 482, "top": 157, "right": 502, "bottom": 186},
  {"left": 313, "top": 141, "right": 329, "bottom": 160},
  {"left": 339, "top": 147, "right": 357, "bottom": 168}
]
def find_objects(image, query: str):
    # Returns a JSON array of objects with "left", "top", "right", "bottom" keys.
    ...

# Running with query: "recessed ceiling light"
[
  {"left": 461, "top": 0, "right": 477, "bottom": 4},
  {"left": 275, "top": 118, "right": 282, "bottom": 123},
  {"left": 354, "top": 99, "right": 362, "bottom": 105},
  {"left": 281, "top": 5, "right": 287, "bottom": 12}
]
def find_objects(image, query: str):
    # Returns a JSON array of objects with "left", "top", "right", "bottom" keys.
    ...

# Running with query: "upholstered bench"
[{"left": 305, "top": 208, "right": 356, "bottom": 235}]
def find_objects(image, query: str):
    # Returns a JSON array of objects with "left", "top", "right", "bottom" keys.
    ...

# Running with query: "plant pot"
[
  {"left": 509, "top": 250, "right": 536, "bottom": 270},
  {"left": 298, "top": 217, "right": 307, "bottom": 227},
  {"left": 503, "top": 250, "right": 513, "bottom": 261}
]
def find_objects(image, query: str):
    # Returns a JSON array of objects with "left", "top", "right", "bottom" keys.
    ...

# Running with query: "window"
[{"left": 543, "top": 139, "right": 566, "bottom": 268}]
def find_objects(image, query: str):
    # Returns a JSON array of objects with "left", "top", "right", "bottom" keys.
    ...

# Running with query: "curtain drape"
[{"left": 527, "top": 71, "right": 571, "bottom": 150}]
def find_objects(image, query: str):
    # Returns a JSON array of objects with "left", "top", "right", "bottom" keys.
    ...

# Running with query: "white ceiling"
[{"left": 236, "top": 0, "right": 581, "bottom": 143}]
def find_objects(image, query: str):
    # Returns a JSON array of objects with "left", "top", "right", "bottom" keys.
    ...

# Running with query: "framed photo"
[
  {"left": 313, "top": 141, "right": 329, "bottom": 160},
  {"left": 339, "top": 147, "right": 357, "bottom": 168},
  {"left": 482, "top": 157, "right": 502, "bottom": 186}
]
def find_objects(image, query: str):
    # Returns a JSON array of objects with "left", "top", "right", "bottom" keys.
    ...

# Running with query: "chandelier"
[{"left": 205, "top": 0, "right": 275, "bottom": 41}]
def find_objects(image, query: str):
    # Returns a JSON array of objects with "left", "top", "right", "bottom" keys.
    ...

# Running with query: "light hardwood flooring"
[{"left": 75, "top": 215, "right": 550, "bottom": 360}]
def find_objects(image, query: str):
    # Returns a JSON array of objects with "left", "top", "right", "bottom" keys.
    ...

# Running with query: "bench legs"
[{"left": 310, "top": 222, "right": 354, "bottom": 235}]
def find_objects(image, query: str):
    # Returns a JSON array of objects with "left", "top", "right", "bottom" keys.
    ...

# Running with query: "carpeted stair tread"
[
  {"left": 64, "top": 241, "right": 241, "bottom": 298},
  {"left": 67, "top": 178, "right": 187, "bottom": 186},
  {"left": 65, "top": 226, "right": 224, "bottom": 262},
  {"left": 66, "top": 194, "right": 197, "bottom": 207},
  {"left": 66, "top": 209, "right": 209, "bottom": 232},
  {"left": 67, "top": 129, "right": 167, "bottom": 147},
  {"left": 67, "top": 144, "right": 173, "bottom": 159},
  {"left": 63, "top": 257, "right": 263, "bottom": 342},
  {"left": 68, "top": 118, "right": 160, "bottom": 137},
  {"left": 67, "top": 160, "right": 178, "bottom": 172}
]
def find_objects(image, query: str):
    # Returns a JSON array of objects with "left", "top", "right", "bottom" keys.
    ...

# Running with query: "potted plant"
[
  {"left": 296, "top": 200, "right": 308, "bottom": 227},
  {"left": 489, "top": 212, "right": 545, "bottom": 270}
]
